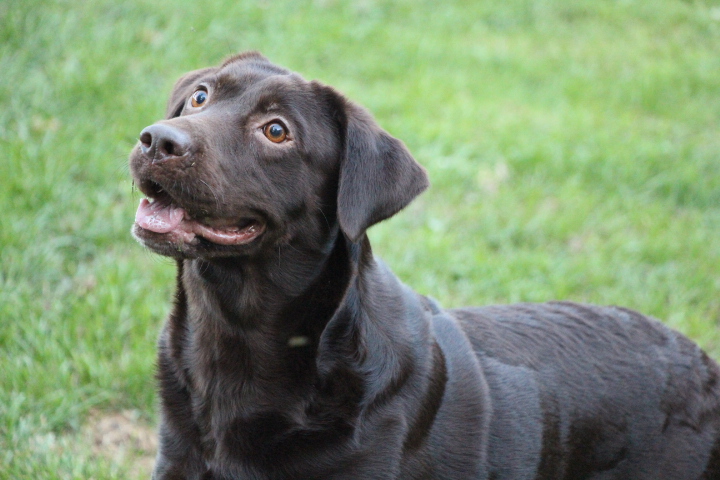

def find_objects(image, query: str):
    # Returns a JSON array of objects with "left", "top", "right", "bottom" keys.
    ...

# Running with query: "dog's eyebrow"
[
  {"left": 255, "top": 99, "right": 283, "bottom": 114},
  {"left": 264, "top": 102, "right": 280, "bottom": 111},
  {"left": 212, "top": 74, "right": 244, "bottom": 96}
]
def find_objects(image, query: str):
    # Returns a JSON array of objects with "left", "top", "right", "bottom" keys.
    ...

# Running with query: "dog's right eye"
[
  {"left": 263, "top": 122, "right": 288, "bottom": 143},
  {"left": 190, "top": 89, "right": 208, "bottom": 108}
]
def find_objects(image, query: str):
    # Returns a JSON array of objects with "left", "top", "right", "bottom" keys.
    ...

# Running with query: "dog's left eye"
[
  {"left": 191, "top": 89, "right": 208, "bottom": 108},
  {"left": 263, "top": 122, "right": 288, "bottom": 143}
]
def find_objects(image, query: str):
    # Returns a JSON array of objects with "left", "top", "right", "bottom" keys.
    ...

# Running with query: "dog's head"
[{"left": 129, "top": 52, "right": 428, "bottom": 259}]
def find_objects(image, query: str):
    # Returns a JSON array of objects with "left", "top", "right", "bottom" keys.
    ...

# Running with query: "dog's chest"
[
  {"left": 183, "top": 331, "right": 244, "bottom": 457},
  {"left": 180, "top": 320, "right": 328, "bottom": 470}
]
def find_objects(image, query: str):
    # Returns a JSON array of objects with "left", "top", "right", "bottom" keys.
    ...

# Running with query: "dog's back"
[{"left": 451, "top": 302, "right": 720, "bottom": 479}]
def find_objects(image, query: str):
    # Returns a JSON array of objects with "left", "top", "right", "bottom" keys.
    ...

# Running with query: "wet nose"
[{"left": 139, "top": 124, "right": 191, "bottom": 163}]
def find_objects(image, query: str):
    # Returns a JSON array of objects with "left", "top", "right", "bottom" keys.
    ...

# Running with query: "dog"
[{"left": 129, "top": 51, "right": 720, "bottom": 479}]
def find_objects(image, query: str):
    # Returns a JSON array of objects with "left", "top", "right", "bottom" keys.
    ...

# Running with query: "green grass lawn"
[{"left": 2, "top": 0, "right": 719, "bottom": 477}]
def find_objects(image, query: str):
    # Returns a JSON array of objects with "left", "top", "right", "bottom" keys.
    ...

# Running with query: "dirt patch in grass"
[{"left": 85, "top": 409, "right": 157, "bottom": 478}]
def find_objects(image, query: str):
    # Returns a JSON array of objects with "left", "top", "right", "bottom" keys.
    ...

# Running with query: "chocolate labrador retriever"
[{"left": 129, "top": 52, "right": 720, "bottom": 479}]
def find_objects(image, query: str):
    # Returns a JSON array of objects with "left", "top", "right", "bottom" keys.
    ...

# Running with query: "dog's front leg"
[
  {"left": 152, "top": 344, "right": 208, "bottom": 480},
  {"left": 152, "top": 412, "right": 208, "bottom": 480}
]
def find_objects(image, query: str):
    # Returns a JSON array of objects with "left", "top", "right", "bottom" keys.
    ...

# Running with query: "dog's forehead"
[
  {"left": 214, "top": 57, "right": 302, "bottom": 92},
  {"left": 202, "top": 60, "right": 322, "bottom": 121}
]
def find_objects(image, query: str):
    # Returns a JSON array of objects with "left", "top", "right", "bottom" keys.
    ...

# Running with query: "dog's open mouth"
[{"left": 134, "top": 184, "right": 265, "bottom": 246}]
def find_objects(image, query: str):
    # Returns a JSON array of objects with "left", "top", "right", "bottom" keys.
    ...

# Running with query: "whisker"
[{"left": 199, "top": 179, "right": 221, "bottom": 212}]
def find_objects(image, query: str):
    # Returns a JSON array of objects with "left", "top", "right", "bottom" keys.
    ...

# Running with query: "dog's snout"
[{"left": 139, "top": 124, "right": 191, "bottom": 163}]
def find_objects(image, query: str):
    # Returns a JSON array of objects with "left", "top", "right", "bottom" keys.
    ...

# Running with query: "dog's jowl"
[{"left": 129, "top": 52, "right": 720, "bottom": 479}]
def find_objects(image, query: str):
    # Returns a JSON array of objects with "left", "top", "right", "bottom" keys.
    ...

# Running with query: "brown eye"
[
  {"left": 263, "top": 122, "right": 287, "bottom": 143},
  {"left": 190, "top": 89, "right": 208, "bottom": 108}
]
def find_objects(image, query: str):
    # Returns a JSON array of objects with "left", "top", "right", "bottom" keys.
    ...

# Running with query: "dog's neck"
[
  {"left": 182, "top": 228, "right": 356, "bottom": 332},
  {"left": 164, "top": 229, "right": 427, "bottom": 462},
  {"left": 168, "top": 230, "right": 367, "bottom": 400}
]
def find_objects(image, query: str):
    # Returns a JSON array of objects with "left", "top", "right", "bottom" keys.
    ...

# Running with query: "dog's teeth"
[{"left": 147, "top": 197, "right": 156, "bottom": 204}]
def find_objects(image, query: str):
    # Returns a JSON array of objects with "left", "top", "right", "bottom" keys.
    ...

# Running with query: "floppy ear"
[
  {"left": 334, "top": 98, "right": 429, "bottom": 242},
  {"left": 164, "top": 67, "right": 216, "bottom": 119}
]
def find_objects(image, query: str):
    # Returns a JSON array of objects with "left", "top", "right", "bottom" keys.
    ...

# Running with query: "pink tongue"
[{"left": 135, "top": 198, "right": 185, "bottom": 233}]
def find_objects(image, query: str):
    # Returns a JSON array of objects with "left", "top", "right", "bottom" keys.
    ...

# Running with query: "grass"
[{"left": 2, "top": 0, "right": 720, "bottom": 477}]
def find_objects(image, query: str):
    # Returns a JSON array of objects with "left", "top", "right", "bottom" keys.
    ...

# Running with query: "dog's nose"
[{"left": 139, "top": 124, "right": 191, "bottom": 163}]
